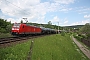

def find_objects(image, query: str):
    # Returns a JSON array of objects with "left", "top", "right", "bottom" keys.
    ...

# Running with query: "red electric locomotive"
[{"left": 11, "top": 23, "right": 42, "bottom": 36}]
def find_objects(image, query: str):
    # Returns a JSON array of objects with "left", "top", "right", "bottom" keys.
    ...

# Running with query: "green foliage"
[
  {"left": 64, "top": 25, "right": 84, "bottom": 29},
  {"left": 61, "top": 31, "right": 65, "bottom": 36},
  {"left": 26, "top": 22, "right": 62, "bottom": 30},
  {"left": 73, "top": 33, "right": 88, "bottom": 41},
  {"left": 31, "top": 34, "right": 88, "bottom": 60},
  {"left": 80, "top": 34, "right": 87, "bottom": 39},
  {"left": 74, "top": 35, "right": 83, "bottom": 41},
  {"left": 62, "top": 25, "right": 83, "bottom": 33},
  {"left": 0, "top": 18, "right": 12, "bottom": 33},
  {"left": 48, "top": 21, "right": 52, "bottom": 25},
  {"left": 0, "top": 27, "right": 6, "bottom": 33},
  {"left": 6, "top": 24, "right": 12, "bottom": 32},
  {"left": 0, "top": 34, "right": 89, "bottom": 60},
  {"left": 80, "top": 23, "right": 90, "bottom": 38},
  {"left": 0, "top": 33, "right": 12, "bottom": 38},
  {"left": 0, "top": 40, "right": 31, "bottom": 60},
  {"left": 20, "top": 20, "right": 23, "bottom": 23}
]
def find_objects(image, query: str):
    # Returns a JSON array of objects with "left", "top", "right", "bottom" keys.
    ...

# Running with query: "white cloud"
[
  {"left": 7, "top": 18, "right": 27, "bottom": 23},
  {"left": 0, "top": 0, "right": 41, "bottom": 17},
  {"left": 0, "top": 1, "right": 41, "bottom": 23},
  {"left": 71, "top": 19, "right": 90, "bottom": 25},
  {"left": 49, "top": 16, "right": 69, "bottom": 25},
  {"left": 84, "top": 15, "right": 90, "bottom": 18},
  {"left": 0, "top": 0, "right": 60, "bottom": 20},
  {"left": 79, "top": 12, "right": 88, "bottom": 14},
  {"left": 54, "top": 0, "right": 75, "bottom": 4},
  {"left": 63, "top": 18, "right": 69, "bottom": 25},
  {"left": 0, "top": 0, "right": 75, "bottom": 16},
  {"left": 59, "top": 8, "right": 72, "bottom": 13},
  {"left": 0, "top": 0, "right": 63, "bottom": 24},
  {"left": 64, "top": 20, "right": 68, "bottom": 24},
  {"left": 7, "top": 18, "right": 17, "bottom": 23},
  {"left": 0, "top": 0, "right": 75, "bottom": 24},
  {"left": 50, "top": 16, "right": 60, "bottom": 23},
  {"left": 76, "top": 7, "right": 90, "bottom": 14}
]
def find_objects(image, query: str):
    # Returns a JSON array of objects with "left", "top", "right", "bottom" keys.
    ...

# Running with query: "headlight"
[
  {"left": 16, "top": 29, "right": 19, "bottom": 30},
  {"left": 12, "top": 28, "right": 19, "bottom": 30},
  {"left": 12, "top": 28, "right": 14, "bottom": 30}
]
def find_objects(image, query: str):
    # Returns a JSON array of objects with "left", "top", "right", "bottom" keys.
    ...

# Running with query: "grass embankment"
[
  {"left": 0, "top": 33, "right": 13, "bottom": 38},
  {"left": 0, "top": 34, "right": 89, "bottom": 60},
  {"left": 0, "top": 40, "right": 31, "bottom": 60},
  {"left": 73, "top": 33, "right": 90, "bottom": 50},
  {"left": 31, "top": 34, "right": 89, "bottom": 60}
]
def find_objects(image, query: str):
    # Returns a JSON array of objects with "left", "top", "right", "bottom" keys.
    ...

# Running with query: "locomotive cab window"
[{"left": 13, "top": 23, "right": 20, "bottom": 28}]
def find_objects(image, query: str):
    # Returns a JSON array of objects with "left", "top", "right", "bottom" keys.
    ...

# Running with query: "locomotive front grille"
[{"left": 11, "top": 32, "right": 18, "bottom": 35}]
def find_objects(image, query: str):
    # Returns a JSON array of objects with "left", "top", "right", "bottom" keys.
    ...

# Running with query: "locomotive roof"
[
  {"left": 13, "top": 23, "right": 39, "bottom": 28},
  {"left": 25, "top": 23, "right": 40, "bottom": 28}
]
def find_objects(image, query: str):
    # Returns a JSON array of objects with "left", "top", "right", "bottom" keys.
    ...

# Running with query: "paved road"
[{"left": 71, "top": 36, "right": 90, "bottom": 59}]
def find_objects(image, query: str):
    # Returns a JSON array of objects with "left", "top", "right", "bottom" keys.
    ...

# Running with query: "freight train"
[{"left": 11, "top": 23, "right": 56, "bottom": 36}]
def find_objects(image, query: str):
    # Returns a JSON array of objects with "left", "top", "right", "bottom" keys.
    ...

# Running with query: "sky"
[{"left": 0, "top": 0, "right": 90, "bottom": 26}]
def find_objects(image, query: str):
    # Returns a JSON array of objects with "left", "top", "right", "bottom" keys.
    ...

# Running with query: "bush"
[
  {"left": 0, "top": 33, "right": 12, "bottom": 38},
  {"left": 0, "top": 18, "right": 12, "bottom": 33},
  {"left": 0, "top": 27, "right": 7, "bottom": 33},
  {"left": 87, "top": 34, "right": 90, "bottom": 39},
  {"left": 74, "top": 34, "right": 84, "bottom": 41},
  {"left": 61, "top": 31, "right": 65, "bottom": 36}
]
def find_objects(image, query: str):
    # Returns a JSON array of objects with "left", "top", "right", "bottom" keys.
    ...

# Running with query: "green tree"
[
  {"left": 80, "top": 23, "right": 90, "bottom": 38},
  {"left": 48, "top": 21, "right": 52, "bottom": 25},
  {"left": 6, "top": 24, "right": 12, "bottom": 33},
  {"left": 46, "top": 21, "right": 52, "bottom": 28},
  {"left": 0, "top": 27, "right": 6, "bottom": 33},
  {"left": 0, "top": 18, "right": 12, "bottom": 33},
  {"left": 20, "top": 20, "right": 23, "bottom": 23}
]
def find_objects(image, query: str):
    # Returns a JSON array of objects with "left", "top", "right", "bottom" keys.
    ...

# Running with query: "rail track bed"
[
  {"left": 0, "top": 35, "right": 46, "bottom": 48},
  {"left": 0, "top": 37, "right": 30, "bottom": 44}
]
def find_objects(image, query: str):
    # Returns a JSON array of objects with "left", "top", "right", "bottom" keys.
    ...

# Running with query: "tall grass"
[
  {"left": 0, "top": 33, "right": 13, "bottom": 38},
  {"left": 0, "top": 40, "right": 31, "bottom": 60},
  {"left": 31, "top": 34, "right": 89, "bottom": 60},
  {"left": 0, "top": 34, "right": 89, "bottom": 60}
]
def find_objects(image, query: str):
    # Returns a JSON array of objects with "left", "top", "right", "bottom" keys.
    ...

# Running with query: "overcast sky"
[{"left": 0, "top": 0, "right": 90, "bottom": 26}]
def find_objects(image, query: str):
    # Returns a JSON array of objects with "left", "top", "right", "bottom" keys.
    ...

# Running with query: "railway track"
[
  {"left": 0, "top": 37, "right": 30, "bottom": 44},
  {"left": 0, "top": 36, "right": 40, "bottom": 44},
  {"left": 0, "top": 35, "right": 48, "bottom": 47}
]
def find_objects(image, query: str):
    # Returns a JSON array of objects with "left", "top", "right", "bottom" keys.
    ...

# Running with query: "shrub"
[
  {"left": 74, "top": 34, "right": 84, "bottom": 41},
  {"left": 0, "top": 27, "right": 7, "bottom": 33},
  {"left": 61, "top": 31, "right": 65, "bottom": 36}
]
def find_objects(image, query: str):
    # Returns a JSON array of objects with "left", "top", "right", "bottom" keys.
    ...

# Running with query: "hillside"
[
  {"left": 0, "top": 34, "right": 89, "bottom": 60},
  {"left": 63, "top": 25, "right": 84, "bottom": 29}
]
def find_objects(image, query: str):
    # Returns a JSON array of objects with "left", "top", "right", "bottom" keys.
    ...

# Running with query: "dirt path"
[
  {"left": 27, "top": 40, "right": 34, "bottom": 60},
  {"left": 71, "top": 36, "right": 90, "bottom": 59}
]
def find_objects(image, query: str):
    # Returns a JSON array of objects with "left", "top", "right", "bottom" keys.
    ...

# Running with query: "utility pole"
[
  {"left": 23, "top": 18, "right": 28, "bottom": 23},
  {"left": 58, "top": 22, "right": 59, "bottom": 34}
]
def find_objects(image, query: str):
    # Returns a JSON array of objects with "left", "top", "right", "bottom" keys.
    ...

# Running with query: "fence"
[{"left": 81, "top": 39, "right": 90, "bottom": 47}]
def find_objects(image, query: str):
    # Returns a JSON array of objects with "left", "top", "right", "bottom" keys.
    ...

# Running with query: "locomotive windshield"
[{"left": 13, "top": 23, "right": 20, "bottom": 28}]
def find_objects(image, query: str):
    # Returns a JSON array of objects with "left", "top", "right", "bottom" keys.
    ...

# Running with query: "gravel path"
[
  {"left": 27, "top": 40, "right": 34, "bottom": 60},
  {"left": 71, "top": 36, "right": 90, "bottom": 59}
]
